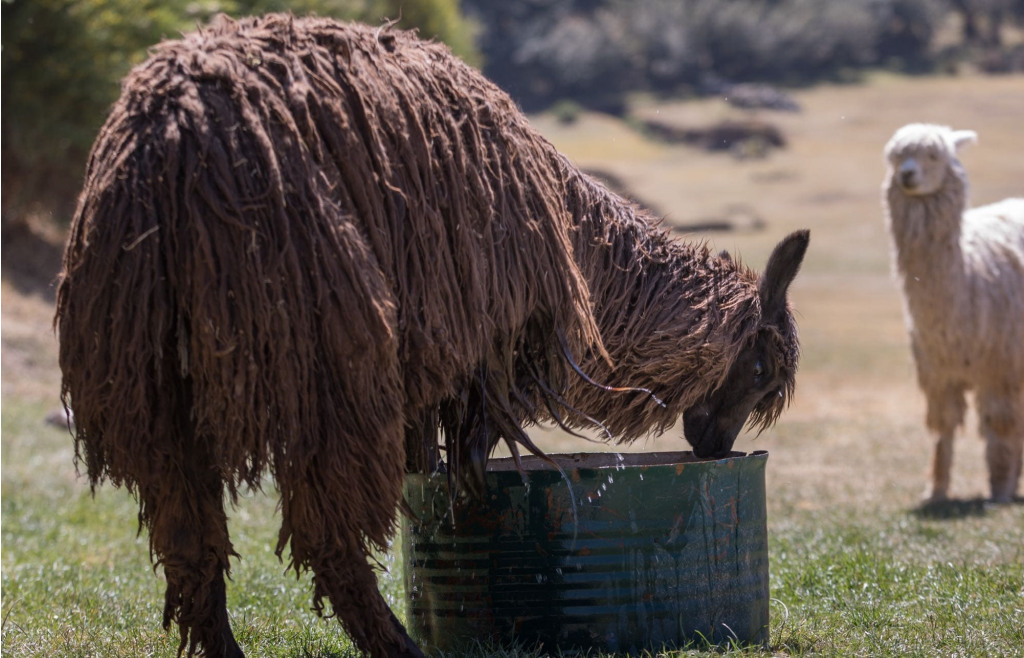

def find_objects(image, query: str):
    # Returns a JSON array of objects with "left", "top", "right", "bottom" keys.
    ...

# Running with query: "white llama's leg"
[
  {"left": 928, "top": 429, "right": 956, "bottom": 502},
  {"left": 984, "top": 435, "right": 1022, "bottom": 503},
  {"left": 977, "top": 387, "right": 1023, "bottom": 503},
  {"left": 923, "top": 384, "right": 967, "bottom": 502}
]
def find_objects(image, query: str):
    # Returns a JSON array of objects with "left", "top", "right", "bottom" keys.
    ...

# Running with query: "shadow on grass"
[
  {"left": 911, "top": 496, "right": 1022, "bottom": 520},
  {"left": 290, "top": 648, "right": 359, "bottom": 658}
]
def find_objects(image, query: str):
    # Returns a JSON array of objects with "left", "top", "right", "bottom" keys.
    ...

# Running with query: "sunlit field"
[{"left": 3, "top": 71, "right": 1023, "bottom": 656}]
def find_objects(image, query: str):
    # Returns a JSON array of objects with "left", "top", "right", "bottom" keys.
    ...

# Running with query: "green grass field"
[{"left": 3, "top": 71, "right": 1023, "bottom": 656}]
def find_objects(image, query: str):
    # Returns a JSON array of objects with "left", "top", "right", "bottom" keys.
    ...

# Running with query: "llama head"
[
  {"left": 682, "top": 230, "right": 809, "bottom": 459},
  {"left": 884, "top": 123, "right": 976, "bottom": 197}
]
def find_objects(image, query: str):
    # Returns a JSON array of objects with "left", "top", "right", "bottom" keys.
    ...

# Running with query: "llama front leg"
[
  {"left": 143, "top": 461, "right": 242, "bottom": 657},
  {"left": 277, "top": 462, "right": 423, "bottom": 657},
  {"left": 978, "top": 389, "right": 1023, "bottom": 503},
  {"left": 926, "top": 429, "right": 956, "bottom": 502},
  {"left": 923, "top": 384, "right": 966, "bottom": 502},
  {"left": 304, "top": 541, "right": 422, "bottom": 658},
  {"left": 984, "top": 434, "right": 1022, "bottom": 503}
]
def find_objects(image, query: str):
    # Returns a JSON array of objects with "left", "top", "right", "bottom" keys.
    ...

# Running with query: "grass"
[
  {"left": 4, "top": 71, "right": 1024, "bottom": 656},
  {"left": 769, "top": 513, "right": 1024, "bottom": 656},
  {"left": 1, "top": 397, "right": 364, "bottom": 657},
  {"left": 5, "top": 412, "right": 1021, "bottom": 657}
]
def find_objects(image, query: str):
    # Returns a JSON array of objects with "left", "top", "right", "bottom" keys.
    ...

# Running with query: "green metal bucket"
[{"left": 401, "top": 450, "right": 770, "bottom": 654}]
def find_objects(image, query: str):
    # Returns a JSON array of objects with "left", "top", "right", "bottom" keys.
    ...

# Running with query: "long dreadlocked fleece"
[{"left": 56, "top": 13, "right": 794, "bottom": 656}]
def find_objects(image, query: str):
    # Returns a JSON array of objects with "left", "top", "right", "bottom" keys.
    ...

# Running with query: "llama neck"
[
  {"left": 563, "top": 172, "right": 759, "bottom": 440},
  {"left": 885, "top": 168, "right": 967, "bottom": 283}
]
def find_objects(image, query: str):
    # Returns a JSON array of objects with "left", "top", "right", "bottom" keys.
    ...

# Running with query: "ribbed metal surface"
[{"left": 402, "top": 450, "right": 770, "bottom": 654}]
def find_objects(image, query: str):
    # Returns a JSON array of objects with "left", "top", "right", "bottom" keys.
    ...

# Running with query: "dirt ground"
[
  {"left": 3, "top": 71, "right": 1022, "bottom": 513},
  {"left": 1, "top": 214, "right": 65, "bottom": 403}
]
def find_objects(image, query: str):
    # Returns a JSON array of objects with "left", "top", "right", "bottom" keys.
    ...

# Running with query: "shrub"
[{"left": 1, "top": 0, "right": 479, "bottom": 222}]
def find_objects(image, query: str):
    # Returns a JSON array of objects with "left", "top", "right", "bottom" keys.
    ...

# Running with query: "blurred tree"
[
  {"left": 1, "top": 0, "right": 479, "bottom": 222},
  {"left": 238, "top": 0, "right": 479, "bottom": 62},
  {"left": 951, "top": 0, "right": 1024, "bottom": 46},
  {"left": 2, "top": 0, "right": 191, "bottom": 219},
  {"left": 951, "top": 0, "right": 1002, "bottom": 45},
  {"left": 380, "top": 0, "right": 480, "bottom": 66},
  {"left": 873, "top": 0, "right": 948, "bottom": 70},
  {"left": 463, "top": 0, "right": 951, "bottom": 112}
]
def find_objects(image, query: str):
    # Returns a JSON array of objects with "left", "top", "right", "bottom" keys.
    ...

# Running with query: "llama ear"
[
  {"left": 759, "top": 230, "right": 809, "bottom": 321},
  {"left": 952, "top": 130, "right": 977, "bottom": 151}
]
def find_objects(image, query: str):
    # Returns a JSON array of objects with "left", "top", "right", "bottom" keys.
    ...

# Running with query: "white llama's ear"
[{"left": 952, "top": 130, "right": 978, "bottom": 150}]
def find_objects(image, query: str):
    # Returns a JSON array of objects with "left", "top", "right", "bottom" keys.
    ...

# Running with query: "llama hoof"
[
  {"left": 387, "top": 608, "right": 425, "bottom": 658},
  {"left": 394, "top": 639, "right": 425, "bottom": 658},
  {"left": 989, "top": 479, "right": 1018, "bottom": 504},
  {"left": 211, "top": 627, "right": 245, "bottom": 658}
]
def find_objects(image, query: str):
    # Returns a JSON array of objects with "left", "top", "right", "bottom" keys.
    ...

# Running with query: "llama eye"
[{"left": 753, "top": 361, "right": 765, "bottom": 379}]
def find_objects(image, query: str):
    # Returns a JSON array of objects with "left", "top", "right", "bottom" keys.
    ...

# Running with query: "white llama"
[{"left": 883, "top": 123, "right": 1024, "bottom": 503}]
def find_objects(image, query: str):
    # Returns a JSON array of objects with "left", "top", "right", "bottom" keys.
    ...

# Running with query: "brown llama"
[{"left": 55, "top": 14, "right": 809, "bottom": 657}]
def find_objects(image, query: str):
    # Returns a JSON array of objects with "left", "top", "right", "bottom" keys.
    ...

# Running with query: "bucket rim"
[{"left": 477, "top": 449, "right": 768, "bottom": 473}]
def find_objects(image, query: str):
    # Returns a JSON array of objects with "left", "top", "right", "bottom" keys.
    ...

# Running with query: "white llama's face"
[
  {"left": 886, "top": 142, "right": 951, "bottom": 196},
  {"left": 884, "top": 124, "right": 977, "bottom": 197}
]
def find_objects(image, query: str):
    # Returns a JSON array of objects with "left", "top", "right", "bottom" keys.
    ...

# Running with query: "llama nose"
[{"left": 899, "top": 159, "right": 919, "bottom": 188}]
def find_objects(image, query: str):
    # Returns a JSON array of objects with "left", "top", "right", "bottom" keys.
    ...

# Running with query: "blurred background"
[{"left": 4, "top": 0, "right": 1024, "bottom": 225}]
